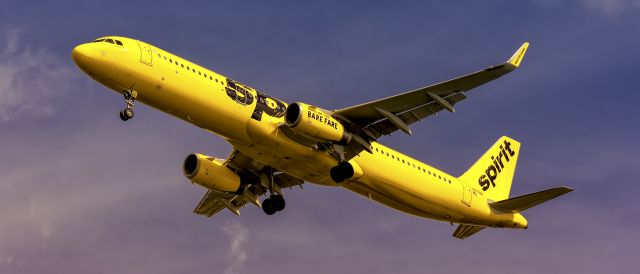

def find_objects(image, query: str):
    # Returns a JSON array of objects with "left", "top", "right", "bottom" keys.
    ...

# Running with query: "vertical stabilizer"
[{"left": 458, "top": 136, "right": 521, "bottom": 201}]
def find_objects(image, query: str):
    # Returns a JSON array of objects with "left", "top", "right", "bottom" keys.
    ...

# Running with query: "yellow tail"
[{"left": 458, "top": 136, "right": 521, "bottom": 201}]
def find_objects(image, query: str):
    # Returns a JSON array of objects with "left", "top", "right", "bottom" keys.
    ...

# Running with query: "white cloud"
[
  {"left": 0, "top": 29, "right": 76, "bottom": 122},
  {"left": 222, "top": 221, "right": 249, "bottom": 274}
]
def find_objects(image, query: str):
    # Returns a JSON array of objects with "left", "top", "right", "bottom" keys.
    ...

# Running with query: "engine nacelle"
[
  {"left": 183, "top": 153, "right": 245, "bottom": 194},
  {"left": 285, "top": 102, "right": 351, "bottom": 144}
]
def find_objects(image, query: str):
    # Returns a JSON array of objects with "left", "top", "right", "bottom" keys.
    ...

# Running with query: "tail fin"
[{"left": 458, "top": 136, "right": 521, "bottom": 201}]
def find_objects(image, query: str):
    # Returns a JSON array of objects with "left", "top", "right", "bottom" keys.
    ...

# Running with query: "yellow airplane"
[{"left": 72, "top": 36, "right": 572, "bottom": 239}]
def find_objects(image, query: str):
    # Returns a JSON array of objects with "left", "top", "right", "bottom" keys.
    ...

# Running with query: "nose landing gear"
[{"left": 119, "top": 90, "right": 137, "bottom": 121}]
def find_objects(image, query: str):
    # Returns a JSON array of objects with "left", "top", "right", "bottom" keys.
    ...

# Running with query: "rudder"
[{"left": 458, "top": 136, "right": 521, "bottom": 201}]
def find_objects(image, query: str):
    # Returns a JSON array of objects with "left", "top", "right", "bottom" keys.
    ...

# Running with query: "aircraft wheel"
[
  {"left": 119, "top": 110, "right": 128, "bottom": 121},
  {"left": 123, "top": 108, "right": 134, "bottom": 119},
  {"left": 330, "top": 166, "right": 345, "bottom": 183},
  {"left": 271, "top": 195, "right": 285, "bottom": 211},
  {"left": 262, "top": 198, "right": 277, "bottom": 215},
  {"left": 330, "top": 162, "right": 354, "bottom": 183}
]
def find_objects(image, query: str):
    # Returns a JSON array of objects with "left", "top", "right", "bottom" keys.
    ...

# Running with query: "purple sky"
[{"left": 1, "top": 1, "right": 639, "bottom": 273}]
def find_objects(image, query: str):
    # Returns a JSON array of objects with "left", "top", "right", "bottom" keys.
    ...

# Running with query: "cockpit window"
[
  {"left": 93, "top": 38, "right": 105, "bottom": 43},
  {"left": 105, "top": 39, "right": 115, "bottom": 44},
  {"left": 115, "top": 40, "right": 123, "bottom": 46}
]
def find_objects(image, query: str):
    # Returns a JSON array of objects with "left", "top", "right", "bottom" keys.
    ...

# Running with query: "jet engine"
[
  {"left": 183, "top": 153, "right": 245, "bottom": 194},
  {"left": 284, "top": 102, "right": 351, "bottom": 144}
]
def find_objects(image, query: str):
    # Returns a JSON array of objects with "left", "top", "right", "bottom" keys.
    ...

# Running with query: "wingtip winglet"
[{"left": 507, "top": 42, "right": 529, "bottom": 68}]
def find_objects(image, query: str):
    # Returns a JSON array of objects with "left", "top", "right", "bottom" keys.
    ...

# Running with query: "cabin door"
[
  {"left": 460, "top": 181, "right": 472, "bottom": 206},
  {"left": 137, "top": 41, "right": 153, "bottom": 65}
]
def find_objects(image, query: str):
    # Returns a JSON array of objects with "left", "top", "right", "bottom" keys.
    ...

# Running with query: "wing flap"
[
  {"left": 452, "top": 224, "right": 486, "bottom": 239},
  {"left": 367, "top": 92, "right": 466, "bottom": 137},
  {"left": 489, "top": 186, "right": 573, "bottom": 213},
  {"left": 335, "top": 43, "right": 528, "bottom": 137},
  {"left": 193, "top": 190, "right": 226, "bottom": 217}
]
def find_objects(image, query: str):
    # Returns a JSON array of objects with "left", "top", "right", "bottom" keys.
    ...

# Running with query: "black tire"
[
  {"left": 330, "top": 166, "right": 344, "bottom": 183},
  {"left": 330, "top": 162, "right": 354, "bottom": 183},
  {"left": 262, "top": 198, "right": 276, "bottom": 215},
  {"left": 271, "top": 195, "right": 286, "bottom": 211},
  {"left": 123, "top": 108, "right": 134, "bottom": 119},
  {"left": 119, "top": 110, "right": 128, "bottom": 121}
]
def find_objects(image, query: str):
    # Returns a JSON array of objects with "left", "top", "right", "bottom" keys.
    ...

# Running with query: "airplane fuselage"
[{"left": 72, "top": 36, "right": 527, "bottom": 229}]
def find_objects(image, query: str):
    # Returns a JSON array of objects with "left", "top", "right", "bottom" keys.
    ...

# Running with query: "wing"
[
  {"left": 193, "top": 149, "right": 304, "bottom": 217},
  {"left": 335, "top": 42, "right": 529, "bottom": 138},
  {"left": 452, "top": 224, "right": 486, "bottom": 239}
]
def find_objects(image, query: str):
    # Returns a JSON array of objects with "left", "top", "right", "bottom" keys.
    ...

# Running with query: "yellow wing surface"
[{"left": 193, "top": 150, "right": 304, "bottom": 217}]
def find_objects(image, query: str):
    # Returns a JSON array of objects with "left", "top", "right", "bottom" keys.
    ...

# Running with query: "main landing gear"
[
  {"left": 330, "top": 161, "right": 355, "bottom": 183},
  {"left": 260, "top": 168, "right": 286, "bottom": 216},
  {"left": 262, "top": 194, "right": 285, "bottom": 215},
  {"left": 119, "top": 90, "right": 136, "bottom": 121}
]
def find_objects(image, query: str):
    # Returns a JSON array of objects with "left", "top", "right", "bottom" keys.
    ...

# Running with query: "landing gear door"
[
  {"left": 137, "top": 41, "right": 152, "bottom": 66},
  {"left": 460, "top": 180, "right": 472, "bottom": 207}
]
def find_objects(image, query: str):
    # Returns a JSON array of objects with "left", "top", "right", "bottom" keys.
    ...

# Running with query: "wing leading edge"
[{"left": 335, "top": 42, "right": 529, "bottom": 138}]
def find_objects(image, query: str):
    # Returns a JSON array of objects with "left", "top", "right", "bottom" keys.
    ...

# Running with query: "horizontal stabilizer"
[
  {"left": 453, "top": 224, "right": 486, "bottom": 239},
  {"left": 489, "top": 186, "right": 573, "bottom": 213}
]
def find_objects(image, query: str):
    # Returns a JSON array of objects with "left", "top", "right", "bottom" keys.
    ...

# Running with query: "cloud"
[
  {"left": 0, "top": 29, "right": 77, "bottom": 122},
  {"left": 582, "top": 0, "right": 640, "bottom": 15},
  {"left": 530, "top": 0, "right": 640, "bottom": 16},
  {"left": 222, "top": 221, "right": 249, "bottom": 274}
]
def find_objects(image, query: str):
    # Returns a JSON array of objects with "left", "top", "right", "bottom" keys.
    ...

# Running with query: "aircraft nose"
[{"left": 71, "top": 43, "right": 93, "bottom": 70}]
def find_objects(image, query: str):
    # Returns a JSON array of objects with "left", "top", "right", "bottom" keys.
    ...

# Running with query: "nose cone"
[{"left": 71, "top": 43, "right": 94, "bottom": 72}]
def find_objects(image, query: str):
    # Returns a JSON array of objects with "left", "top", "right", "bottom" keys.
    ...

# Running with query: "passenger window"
[
  {"left": 163, "top": 56, "right": 167, "bottom": 60},
  {"left": 157, "top": 53, "right": 161, "bottom": 58},
  {"left": 198, "top": 71, "right": 201, "bottom": 75},
  {"left": 181, "top": 64, "right": 184, "bottom": 68},
  {"left": 192, "top": 69, "right": 196, "bottom": 73}
]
